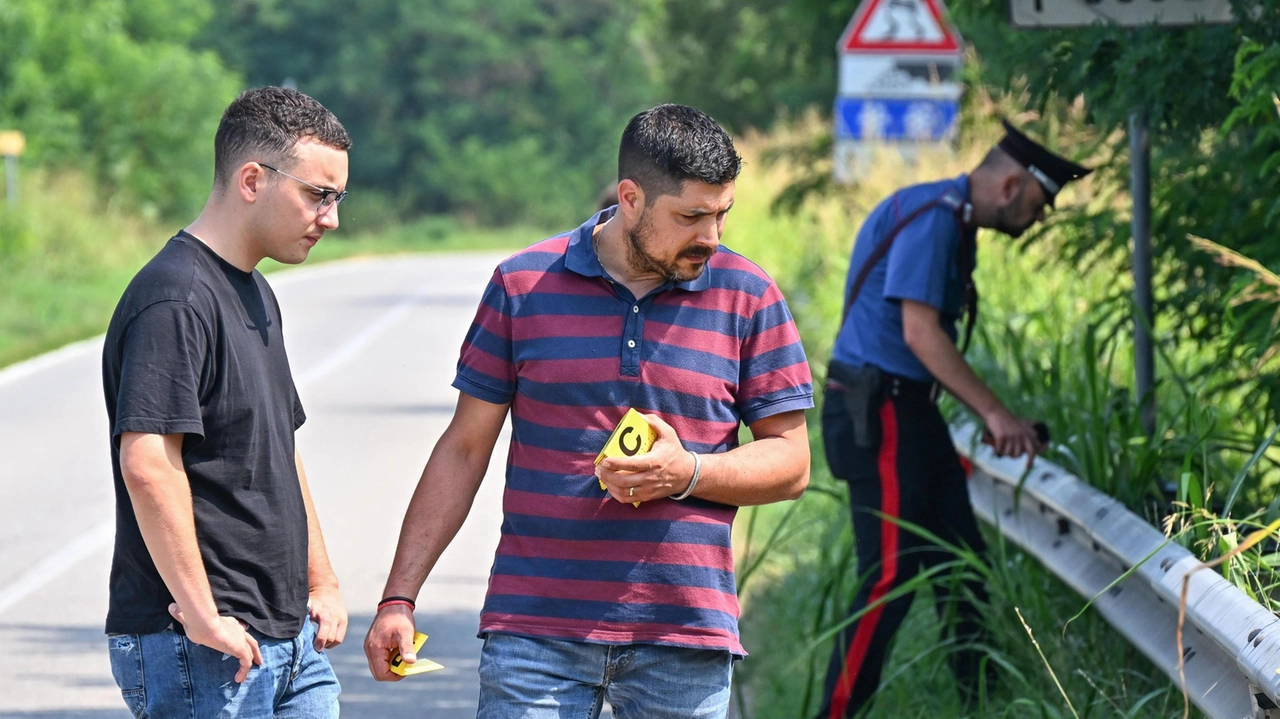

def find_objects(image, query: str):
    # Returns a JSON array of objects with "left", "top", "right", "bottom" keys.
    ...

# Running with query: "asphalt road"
[{"left": 0, "top": 252, "right": 519, "bottom": 718}]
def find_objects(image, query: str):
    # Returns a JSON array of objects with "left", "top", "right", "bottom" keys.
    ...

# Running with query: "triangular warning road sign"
[{"left": 839, "top": 0, "right": 963, "bottom": 55}]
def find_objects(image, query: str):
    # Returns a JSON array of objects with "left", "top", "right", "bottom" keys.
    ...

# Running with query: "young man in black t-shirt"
[{"left": 102, "top": 87, "right": 351, "bottom": 718}]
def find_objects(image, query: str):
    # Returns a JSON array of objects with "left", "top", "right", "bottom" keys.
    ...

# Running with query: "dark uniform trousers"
[{"left": 816, "top": 376, "right": 990, "bottom": 719}]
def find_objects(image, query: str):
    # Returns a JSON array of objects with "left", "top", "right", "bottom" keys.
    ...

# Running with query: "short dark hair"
[
  {"left": 978, "top": 145, "right": 1019, "bottom": 172},
  {"left": 213, "top": 86, "right": 351, "bottom": 187},
  {"left": 618, "top": 104, "right": 741, "bottom": 199}
]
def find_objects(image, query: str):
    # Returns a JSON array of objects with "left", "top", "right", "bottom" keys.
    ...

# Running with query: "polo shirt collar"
[{"left": 563, "top": 206, "right": 712, "bottom": 292}]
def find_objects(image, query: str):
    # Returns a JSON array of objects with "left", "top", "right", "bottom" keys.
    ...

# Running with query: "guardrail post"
[{"left": 1130, "top": 110, "right": 1156, "bottom": 438}]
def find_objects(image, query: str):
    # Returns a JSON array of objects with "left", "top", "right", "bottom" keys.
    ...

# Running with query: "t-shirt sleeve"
[
  {"left": 737, "top": 281, "right": 815, "bottom": 426},
  {"left": 112, "top": 301, "right": 209, "bottom": 441},
  {"left": 452, "top": 268, "right": 517, "bottom": 405},
  {"left": 882, "top": 206, "right": 958, "bottom": 310},
  {"left": 291, "top": 381, "right": 306, "bottom": 430},
  {"left": 266, "top": 278, "right": 306, "bottom": 430}
]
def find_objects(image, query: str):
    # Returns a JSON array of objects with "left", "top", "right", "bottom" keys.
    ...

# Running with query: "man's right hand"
[
  {"left": 364, "top": 605, "right": 417, "bottom": 682},
  {"left": 982, "top": 408, "right": 1046, "bottom": 460},
  {"left": 167, "top": 603, "right": 262, "bottom": 683}
]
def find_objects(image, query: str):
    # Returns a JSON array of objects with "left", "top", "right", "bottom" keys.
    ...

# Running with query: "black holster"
[{"left": 828, "top": 360, "right": 883, "bottom": 449}]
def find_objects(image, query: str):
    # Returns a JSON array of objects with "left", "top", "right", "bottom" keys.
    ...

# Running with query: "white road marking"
[
  {"left": 0, "top": 336, "right": 101, "bottom": 390},
  {"left": 293, "top": 288, "right": 425, "bottom": 388},
  {"left": 0, "top": 520, "right": 114, "bottom": 614}
]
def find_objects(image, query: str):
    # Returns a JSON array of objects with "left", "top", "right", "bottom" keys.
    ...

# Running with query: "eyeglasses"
[{"left": 259, "top": 163, "right": 348, "bottom": 208}]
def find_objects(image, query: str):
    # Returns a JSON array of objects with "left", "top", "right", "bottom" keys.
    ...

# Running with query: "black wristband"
[{"left": 378, "top": 595, "right": 416, "bottom": 610}]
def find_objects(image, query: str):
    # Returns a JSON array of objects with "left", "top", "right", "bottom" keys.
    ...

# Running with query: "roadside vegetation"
[
  {"left": 0, "top": 171, "right": 541, "bottom": 368},
  {"left": 723, "top": 86, "right": 1280, "bottom": 715}
]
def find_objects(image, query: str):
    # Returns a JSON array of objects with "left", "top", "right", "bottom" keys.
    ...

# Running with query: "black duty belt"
[{"left": 826, "top": 368, "right": 940, "bottom": 404}]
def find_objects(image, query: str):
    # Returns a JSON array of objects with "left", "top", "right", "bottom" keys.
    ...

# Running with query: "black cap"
[{"left": 997, "top": 119, "right": 1092, "bottom": 206}]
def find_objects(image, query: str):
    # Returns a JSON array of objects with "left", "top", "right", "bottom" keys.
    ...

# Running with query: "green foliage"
[
  {"left": 200, "top": 0, "right": 659, "bottom": 227},
  {"left": 650, "top": 0, "right": 858, "bottom": 131},
  {"left": 943, "top": 0, "right": 1280, "bottom": 428},
  {"left": 0, "top": 0, "right": 241, "bottom": 218}
]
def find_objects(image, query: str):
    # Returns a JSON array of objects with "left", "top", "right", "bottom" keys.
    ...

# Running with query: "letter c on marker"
[{"left": 619, "top": 426, "right": 642, "bottom": 456}]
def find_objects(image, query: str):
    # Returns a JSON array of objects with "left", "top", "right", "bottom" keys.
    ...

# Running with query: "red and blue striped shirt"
[{"left": 453, "top": 208, "right": 814, "bottom": 655}]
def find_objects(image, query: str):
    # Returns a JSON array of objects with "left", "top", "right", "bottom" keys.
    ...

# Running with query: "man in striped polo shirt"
[{"left": 363, "top": 104, "right": 814, "bottom": 717}]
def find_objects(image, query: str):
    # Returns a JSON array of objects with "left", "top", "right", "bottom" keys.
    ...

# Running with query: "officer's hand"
[
  {"left": 597, "top": 413, "right": 696, "bottom": 503},
  {"left": 363, "top": 604, "right": 416, "bottom": 682},
  {"left": 982, "top": 409, "right": 1045, "bottom": 462}
]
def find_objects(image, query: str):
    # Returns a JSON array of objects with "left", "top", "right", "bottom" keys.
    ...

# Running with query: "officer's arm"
[
  {"left": 901, "top": 299, "right": 1040, "bottom": 459},
  {"left": 901, "top": 300, "right": 1003, "bottom": 418}
]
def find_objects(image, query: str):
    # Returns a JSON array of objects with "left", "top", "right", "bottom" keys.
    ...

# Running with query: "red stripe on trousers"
[{"left": 830, "top": 399, "right": 901, "bottom": 719}]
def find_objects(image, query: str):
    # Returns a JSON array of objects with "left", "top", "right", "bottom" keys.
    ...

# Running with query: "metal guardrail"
[{"left": 952, "top": 422, "right": 1280, "bottom": 719}]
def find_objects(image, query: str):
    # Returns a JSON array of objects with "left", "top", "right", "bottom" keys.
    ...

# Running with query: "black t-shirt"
[{"left": 102, "top": 232, "right": 309, "bottom": 639}]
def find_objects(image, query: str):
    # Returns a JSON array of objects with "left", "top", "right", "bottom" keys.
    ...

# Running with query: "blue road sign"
[{"left": 834, "top": 96, "right": 959, "bottom": 142}]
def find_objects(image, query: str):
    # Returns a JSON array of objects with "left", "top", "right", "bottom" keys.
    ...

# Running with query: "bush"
[{"left": 0, "top": 0, "right": 241, "bottom": 219}]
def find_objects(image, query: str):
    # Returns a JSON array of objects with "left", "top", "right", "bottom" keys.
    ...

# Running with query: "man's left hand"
[
  {"left": 308, "top": 585, "right": 348, "bottom": 652},
  {"left": 597, "top": 413, "right": 696, "bottom": 503}
]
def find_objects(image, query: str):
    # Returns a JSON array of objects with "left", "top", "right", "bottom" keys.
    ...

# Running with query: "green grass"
[{"left": 0, "top": 172, "right": 542, "bottom": 369}]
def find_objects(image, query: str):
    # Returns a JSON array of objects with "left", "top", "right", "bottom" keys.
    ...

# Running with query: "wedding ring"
[{"left": 629, "top": 487, "right": 634, "bottom": 497}]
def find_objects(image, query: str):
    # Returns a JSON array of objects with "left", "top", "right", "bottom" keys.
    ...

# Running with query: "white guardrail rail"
[{"left": 952, "top": 422, "right": 1280, "bottom": 719}]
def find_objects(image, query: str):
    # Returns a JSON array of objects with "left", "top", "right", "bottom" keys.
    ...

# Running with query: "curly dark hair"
[
  {"left": 213, "top": 86, "right": 351, "bottom": 187},
  {"left": 618, "top": 104, "right": 741, "bottom": 199}
]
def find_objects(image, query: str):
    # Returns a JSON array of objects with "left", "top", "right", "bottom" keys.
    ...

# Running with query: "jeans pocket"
[{"left": 106, "top": 634, "right": 147, "bottom": 717}]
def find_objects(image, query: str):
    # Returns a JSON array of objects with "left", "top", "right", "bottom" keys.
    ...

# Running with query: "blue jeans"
[
  {"left": 476, "top": 633, "right": 734, "bottom": 719},
  {"left": 107, "top": 619, "right": 340, "bottom": 718}
]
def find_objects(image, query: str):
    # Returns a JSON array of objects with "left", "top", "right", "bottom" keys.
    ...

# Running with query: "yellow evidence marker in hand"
[
  {"left": 389, "top": 632, "right": 445, "bottom": 677},
  {"left": 595, "top": 408, "right": 658, "bottom": 507}
]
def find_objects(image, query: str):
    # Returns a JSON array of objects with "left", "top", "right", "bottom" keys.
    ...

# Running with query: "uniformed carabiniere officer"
[{"left": 815, "top": 120, "right": 1092, "bottom": 719}]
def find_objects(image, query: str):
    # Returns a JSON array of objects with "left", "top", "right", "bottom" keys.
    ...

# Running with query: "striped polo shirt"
[{"left": 453, "top": 207, "right": 814, "bottom": 655}]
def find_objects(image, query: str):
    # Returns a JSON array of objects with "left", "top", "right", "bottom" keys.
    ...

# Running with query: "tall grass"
[
  {"left": 721, "top": 114, "right": 1280, "bottom": 717},
  {"left": 0, "top": 172, "right": 162, "bottom": 367},
  {"left": 0, "top": 171, "right": 543, "bottom": 369}
]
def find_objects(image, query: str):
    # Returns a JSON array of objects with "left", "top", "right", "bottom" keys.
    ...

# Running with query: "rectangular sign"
[
  {"left": 839, "top": 55, "right": 963, "bottom": 99},
  {"left": 1010, "top": 0, "right": 1234, "bottom": 28},
  {"left": 0, "top": 131, "right": 24, "bottom": 157},
  {"left": 834, "top": 96, "right": 959, "bottom": 142}
]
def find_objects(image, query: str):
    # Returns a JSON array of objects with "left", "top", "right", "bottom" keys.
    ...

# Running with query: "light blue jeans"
[
  {"left": 107, "top": 618, "right": 340, "bottom": 718},
  {"left": 477, "top": 633, "right": 734, "bottom": 719}
]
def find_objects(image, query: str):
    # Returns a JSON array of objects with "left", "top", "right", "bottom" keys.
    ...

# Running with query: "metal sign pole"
[
  {"left": 4, "top": 154, "right": 16, "bottom": 208},
  {"left": 1129, "top": 110, "right": 1156, "bottom": 437}
]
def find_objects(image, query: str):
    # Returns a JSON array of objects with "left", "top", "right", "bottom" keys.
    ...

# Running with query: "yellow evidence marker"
[
  {"left": 389, "top": 632, "right": 445, "bottom": 677},
  {"left": 595, "top": 408, "right": 658, "bottom": 507}
]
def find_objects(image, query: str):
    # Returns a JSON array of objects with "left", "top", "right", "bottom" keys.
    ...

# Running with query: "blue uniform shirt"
[{"left": 831, "top": 175, "right": 975, "bottom": 382}]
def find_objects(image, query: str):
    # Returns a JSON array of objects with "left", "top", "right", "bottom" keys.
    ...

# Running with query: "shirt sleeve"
[
  {"left": 882, "top": 205, "right": 959, "bottom": 310},
  {"left": 112, "top": 301, "right": 209, "bottom": 441},
  {"left": 291, "top": 381, "right": 306, "bottom": 430},
  {"left": 266, "top": 277, "right": 306, "bottom": 431},
  {"left": 452, "top": 268, "right": 517, "bottom": 405},
  {"left": 737, "top": 280, "right": 815, "bottom": 426}
]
